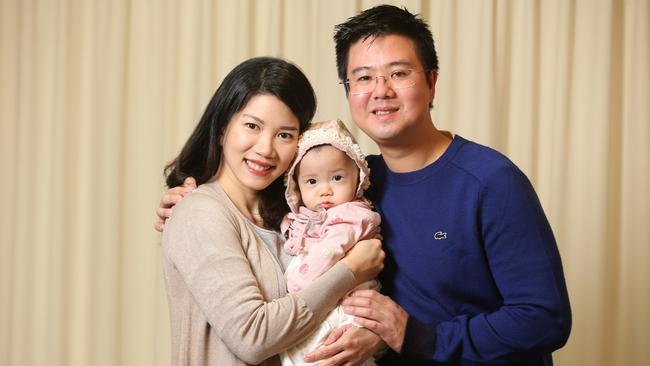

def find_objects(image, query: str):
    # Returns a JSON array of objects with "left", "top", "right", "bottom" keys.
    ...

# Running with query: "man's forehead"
[
  {"left": 349, "top": 60, "right": 415, "bottom": 74},
  {"left": 347, "top": 35, "right": 420, "bottom": 69}
]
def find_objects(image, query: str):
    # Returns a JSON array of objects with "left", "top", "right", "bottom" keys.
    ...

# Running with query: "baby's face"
[{"left": 295, "top": 145, "right": 359, "bottom": 211}]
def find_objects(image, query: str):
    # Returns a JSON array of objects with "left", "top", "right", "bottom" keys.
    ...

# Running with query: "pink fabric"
[{"left": 280, "top": 199, "right": 381, "bottom": 293}]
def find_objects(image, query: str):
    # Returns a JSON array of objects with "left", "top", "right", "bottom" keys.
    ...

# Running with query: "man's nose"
[{"left": 372, "top": 75, "right": 394, "bottom": 97}]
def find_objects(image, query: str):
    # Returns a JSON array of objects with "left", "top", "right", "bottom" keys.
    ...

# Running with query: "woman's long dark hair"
[{"left": 164, "top": 57, "right": 317, "bottom": 229}]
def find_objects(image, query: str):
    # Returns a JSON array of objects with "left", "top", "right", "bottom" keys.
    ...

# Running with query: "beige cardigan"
[{"left": 162, "top": 181, "right": 357, "bottom": 365}]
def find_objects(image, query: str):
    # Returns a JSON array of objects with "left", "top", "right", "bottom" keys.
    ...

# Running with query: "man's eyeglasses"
[{"left": 341, "top": 69, "right": 428, "bottom": 95}]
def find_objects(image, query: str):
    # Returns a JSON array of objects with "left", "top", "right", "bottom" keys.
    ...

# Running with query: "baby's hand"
[{"left": 341, "top": 239, "right": 384, "bottom": 284}]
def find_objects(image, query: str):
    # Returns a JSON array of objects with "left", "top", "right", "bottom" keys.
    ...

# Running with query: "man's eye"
[
  {"left": 391, "top": 70, "right": 409, "bottom": 79},
  {"left": 356, "top": 75, "right": 373, "bottom": 83}
]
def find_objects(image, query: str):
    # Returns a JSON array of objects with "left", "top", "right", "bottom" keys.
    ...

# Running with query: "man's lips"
[{"left": 371, "top": 105, "right": 399, "bottom": 116}]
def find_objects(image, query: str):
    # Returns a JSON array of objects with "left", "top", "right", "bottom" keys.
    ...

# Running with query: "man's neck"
[{"left": 379, "top": 126, "right": 453, "bottom": 173}]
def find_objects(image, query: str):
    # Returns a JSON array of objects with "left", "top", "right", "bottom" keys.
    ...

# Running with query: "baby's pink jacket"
[{"left": 280, "top": 199, "right": 381, "bottom": 293}]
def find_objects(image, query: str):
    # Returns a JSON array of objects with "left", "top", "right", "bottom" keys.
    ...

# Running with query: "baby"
[{"left": 280, "top": 119, "right": 380, "bottom": 366}]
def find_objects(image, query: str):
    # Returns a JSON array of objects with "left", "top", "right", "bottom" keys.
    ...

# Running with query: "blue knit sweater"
[{"left": 367, "top": 136, "right": 571, "bottom": 366}]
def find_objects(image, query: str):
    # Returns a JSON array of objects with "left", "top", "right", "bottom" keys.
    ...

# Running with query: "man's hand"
[
  {"left": 341, "top": 290, "right": 408, "bottom": 353},
  {"left": 304, "top": 324, "right": 385, "bottom": 366},
  {"left": 153, "top": 177, "right": 197, "bottom": 232}
]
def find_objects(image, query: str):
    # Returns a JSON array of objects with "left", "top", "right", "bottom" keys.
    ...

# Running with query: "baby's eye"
[
  {"left": 306, "top": 178, "right": 317, "bottom": 185},
  {"left": 332, "top": 175, "right": 344, "bottom": 181}
]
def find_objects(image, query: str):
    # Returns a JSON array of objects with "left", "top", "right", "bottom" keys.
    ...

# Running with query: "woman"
[{"left": 161, "top": 57, "right": 384, "bottom": 365}]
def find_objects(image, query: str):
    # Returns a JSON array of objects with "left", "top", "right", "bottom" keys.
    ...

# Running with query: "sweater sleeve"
[
  {"left": 162, "top": 192, "right": 357, "bottom": 364},
  {"left": 401, "top": 164, "right": 571, "bottom": 363},
  {"left": 285, "top": 203, "right": 381, "bottom": 293}
]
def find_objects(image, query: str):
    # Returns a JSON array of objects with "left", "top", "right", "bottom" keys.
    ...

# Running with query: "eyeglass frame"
[{"left": 339, "top": 68, "right": 430, "bottom": 95}]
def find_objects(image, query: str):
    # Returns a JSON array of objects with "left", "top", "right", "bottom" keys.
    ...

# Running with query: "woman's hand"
[
  {"left": 303, "top": 324, "right": 385, "bottom": 366},
  {"left": 341, "top": 290, "right": 409, "bottom": 352},
  {"left": 340, "top": 239, "right": 384, "bottom": 285},
  {"left": 153, "top": 177, "right": 197, "bottom": 232}
]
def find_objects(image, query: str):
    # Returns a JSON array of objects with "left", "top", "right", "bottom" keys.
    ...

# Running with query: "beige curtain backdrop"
[{"left": 1, "top": 0, "right": 648, "bottom": 365}]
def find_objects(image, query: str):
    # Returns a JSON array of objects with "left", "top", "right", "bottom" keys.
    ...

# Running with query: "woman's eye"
[
  {"left": 278, "top": 132, "right": 294, "bottom": 140},
  {"left": 245, "top": 122, "right": 258, "bottom": 130}
]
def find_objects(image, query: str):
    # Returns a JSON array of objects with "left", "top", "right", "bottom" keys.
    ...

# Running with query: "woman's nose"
[{"left": 254, "top": 135, "right": 274, "bottom": 157}]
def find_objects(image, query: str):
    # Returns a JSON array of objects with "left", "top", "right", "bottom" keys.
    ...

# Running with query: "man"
[{"left": 157, "top": 5, "right": 571, "bottom": 365}]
